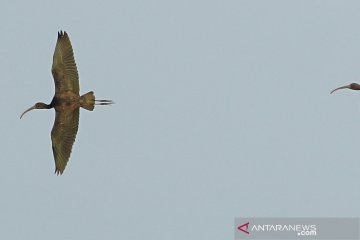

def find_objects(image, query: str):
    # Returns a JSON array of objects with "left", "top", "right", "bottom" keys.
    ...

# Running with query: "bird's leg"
[{"left": 95, "top": 100, "right": 114, "bottom": 105}]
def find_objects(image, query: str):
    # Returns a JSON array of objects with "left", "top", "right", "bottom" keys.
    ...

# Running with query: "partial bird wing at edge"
[
  {"left": 51, "top": 31, "right": 80, "bottom": 95},
  {"left": 51, "top": 106, "right": 80, "bottom": 174}
]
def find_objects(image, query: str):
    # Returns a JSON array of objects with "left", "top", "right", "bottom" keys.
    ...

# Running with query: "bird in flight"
[
  {"left": 331, "top": 83, "right": 360, "bottom": 94},
  {"left": 20, "top": 31, "right": 113, "bottom": 175}
]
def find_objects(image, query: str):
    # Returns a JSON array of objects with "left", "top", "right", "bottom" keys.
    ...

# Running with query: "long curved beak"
[
  {"left": 20, "top": 105, "right": 36, "bottom": 119},
  {"left": 330, "top": 85, "right": 351, "bottom": 94}
]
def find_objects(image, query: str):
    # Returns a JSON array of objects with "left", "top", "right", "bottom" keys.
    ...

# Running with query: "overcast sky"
[{"left": 1, "top": 0, "right": 359, "bottom": 239}]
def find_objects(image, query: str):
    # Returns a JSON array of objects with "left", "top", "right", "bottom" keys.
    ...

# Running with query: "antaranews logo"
[
  {"left": 236, "top": 221, "right": 316, "bottom": 236},
  {"left": 237, "top": 222, "right": 249, "bottom": 234},
  {"left": 234, "top": 218, "right": 360, "bottom": 240}
]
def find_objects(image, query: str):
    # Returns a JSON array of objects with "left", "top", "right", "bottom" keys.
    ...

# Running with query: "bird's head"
[
  {"left": 330, "top": 83, "right": 360, "bottom": 94},
  {"left": 20, "top": 102, "right": 51, "bottom": 119}
]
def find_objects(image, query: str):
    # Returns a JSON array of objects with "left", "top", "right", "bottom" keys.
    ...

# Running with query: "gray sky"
[{"left": 1, "top": 0, "right": 359, "bottom": 239}]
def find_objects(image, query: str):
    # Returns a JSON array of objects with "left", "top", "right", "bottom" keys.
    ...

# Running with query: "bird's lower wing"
[{"left": 51, "top": 106, "right": 80, "bottom": 174}]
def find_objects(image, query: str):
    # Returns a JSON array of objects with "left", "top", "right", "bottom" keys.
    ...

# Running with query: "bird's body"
[{"left": 21, "top": 31, "right": 113, "bottom": 174}]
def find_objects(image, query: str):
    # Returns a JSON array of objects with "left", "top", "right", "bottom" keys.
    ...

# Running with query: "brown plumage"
[{"left": 21, "top": 31, "right": 113, "bottom": 174}]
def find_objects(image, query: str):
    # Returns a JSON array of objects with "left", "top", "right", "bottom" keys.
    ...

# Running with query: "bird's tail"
[
  {"left": 80, "top": 91, "right": 114, "bottom": 111},
  {"left": 80, "top": 91, "right": 95, "bottom": 111}
]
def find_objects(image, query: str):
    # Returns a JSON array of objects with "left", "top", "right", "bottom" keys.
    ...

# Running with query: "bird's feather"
[
  {"left": 51, "top": 31, "right": 80, "bottom": 95},
  {"left": 51, "top": 105, "right": 79, "bottom": 174}
]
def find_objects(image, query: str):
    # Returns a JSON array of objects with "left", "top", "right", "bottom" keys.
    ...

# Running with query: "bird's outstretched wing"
[
  {"left": 51, "top": 106, "right": 80, "bottom": 174},
  {"left": 51, "top": 31, "right": 80, "bottom": 95}
]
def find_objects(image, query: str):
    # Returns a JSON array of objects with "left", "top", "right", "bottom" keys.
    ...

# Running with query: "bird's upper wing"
[
  {"left": 51, "top": 31, "right": 80, "bottom": 95},
  {"left": 51, "top": 105, "right": 80, "bottom": 174}
]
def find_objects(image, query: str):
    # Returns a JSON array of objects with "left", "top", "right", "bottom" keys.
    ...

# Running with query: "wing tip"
[
  {"left": 57, "top": 30, "right": 68, "bottom": 39},
  {"left": 55, "top": 168, "right": 64, "bottom": 175},
  {"left": 55, "top": 168, "right": 62, "bottom": 175}
]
